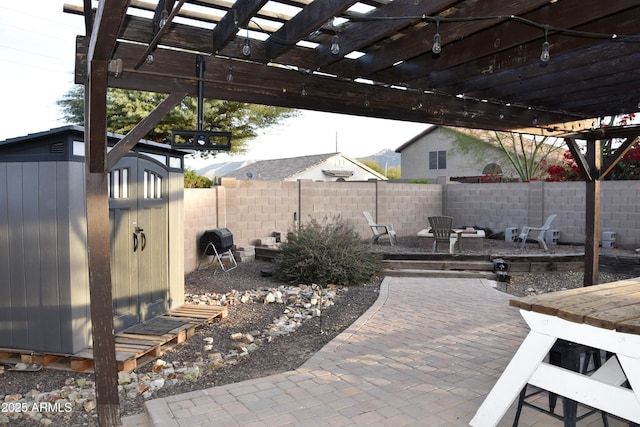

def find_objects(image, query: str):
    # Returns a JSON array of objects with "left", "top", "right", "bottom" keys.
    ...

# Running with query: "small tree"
[
  {"left": 493, "top": 132, "right": 563, "bottom": 181},
  {"left": 273, "top": 217, "right": 382, "bottom": 286},
  {"left": 442, "top": 127, "right": 563, "bottom": 182}
]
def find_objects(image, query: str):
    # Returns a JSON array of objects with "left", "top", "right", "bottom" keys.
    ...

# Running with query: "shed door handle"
[
  {"left": 133, "top": 233, "right": 138, "bottom": 252},
  {"left": 141, "top": 232, "right": 147, "bottom": 251}
]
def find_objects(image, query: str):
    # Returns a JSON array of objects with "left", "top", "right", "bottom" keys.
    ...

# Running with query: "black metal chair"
[{"left": 512, "top": 340, "right": 609, "bottom": 427}]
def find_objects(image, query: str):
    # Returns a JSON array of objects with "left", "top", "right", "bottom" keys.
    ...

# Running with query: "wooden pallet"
[{"left": 0, "top": 304, "right": 227, "bottom": 373}]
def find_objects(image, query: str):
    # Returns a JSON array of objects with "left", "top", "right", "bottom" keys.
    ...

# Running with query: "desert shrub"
[{"left": 273, "top": 216, "right": 382, "bottom": 286}]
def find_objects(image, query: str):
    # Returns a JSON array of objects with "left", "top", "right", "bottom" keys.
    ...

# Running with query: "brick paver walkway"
[{"left": 123, "top": 277, "right": 624, "bottom": 427}]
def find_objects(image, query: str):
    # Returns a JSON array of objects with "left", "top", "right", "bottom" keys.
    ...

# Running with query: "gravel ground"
[{"left": 2, "top": 237, "right": 638, "bottom": 426}]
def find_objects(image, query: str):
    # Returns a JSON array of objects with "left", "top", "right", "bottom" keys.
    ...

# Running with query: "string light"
[
  {"left": 159, "top": 10, "right": 169, "bottom": 29},
  {"left": 226, "top": 66, "right": 233, "bottom": 82},
  {"left": 330, "top": 35, "right": 340, "bottom": 55},
  {"left": 540, "top": 26, "right": 550, "bottom": 62},
  {"left": 301, "top": 82, "right": 307, "bottom": 96},
  {"left": 432, "top": 17, "right": 442, "bottom": 54},
  {"left": 242, "top": 27, "right": 251, "bottom": 57}
]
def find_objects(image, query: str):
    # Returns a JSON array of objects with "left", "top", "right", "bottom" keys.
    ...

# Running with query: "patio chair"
[
  {"left": 518, "top": 214, "right": 557, "bottom": 251},
  {"left": 428, "top": 216, "right": 462, "bottom": 253},
  {"left": 363, "top": 211, "right": 397, "bottom": 245}
]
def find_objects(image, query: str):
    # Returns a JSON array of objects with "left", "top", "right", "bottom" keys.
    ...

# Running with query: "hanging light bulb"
[
  {"left": 432, "top": 18, "right": 442, "bottom": 54},
  {"left": 242, "top": 26, "right": 251, "bottom": 57},
  {"left": 364, "top": 94, "right": 370, "bottom": 107},
  {"left": 301, "top": 83, "right": 307, "bottom": 96},
  {"left": 540, "top": 28, "right": 550, "bottom": 62},
  {"left": 159, "top": 9, "right": 169, "bottom": 29},
  {"left": 146, "top": 54, "right": 154, "bottom": 64},
  {"left": 540, "top": 41, "right": 550, "bottom": 62},
  {"left": 330, "top": 35, "right": 340, "bottom": 55},
  {"left": 242, "top": 37, "right": 251, "bottom": 56},
  {"left": 226, "top": 67, "right": 233, "bottom": 82}
]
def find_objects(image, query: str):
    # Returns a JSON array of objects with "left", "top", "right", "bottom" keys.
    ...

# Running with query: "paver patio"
[{"left": 123, "top": 276, "right": 628, "bottom": 426}]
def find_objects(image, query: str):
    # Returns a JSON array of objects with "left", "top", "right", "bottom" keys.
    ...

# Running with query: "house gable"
[{"left": 396, "top": 126, "right": 520, "bottom": 182}]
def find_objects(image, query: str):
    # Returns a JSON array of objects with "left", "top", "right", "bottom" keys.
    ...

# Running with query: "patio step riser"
[
  {"left": 383, "top": 269, "right": 497, "bottom": 279},
  {"left": 382, "top": 260, "right": 494, "bottom": 271}
]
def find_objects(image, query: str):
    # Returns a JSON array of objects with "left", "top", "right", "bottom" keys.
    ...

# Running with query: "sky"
[{"left": 0, "top": 1, "right": 429, "bottom": 169}]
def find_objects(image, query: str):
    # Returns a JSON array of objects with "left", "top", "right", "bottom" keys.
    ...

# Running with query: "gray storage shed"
[{"left": 0, "top": 126, "right": 185, "bottom": 354}]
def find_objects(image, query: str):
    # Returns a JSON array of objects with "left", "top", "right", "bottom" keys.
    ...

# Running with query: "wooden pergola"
[{"left": 63, "top": 0, "right": 640, "bottom": 424}]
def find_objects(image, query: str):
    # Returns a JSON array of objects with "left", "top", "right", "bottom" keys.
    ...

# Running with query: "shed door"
[{"left": 109, "top": 156, "right": 169, "bottom": 332}]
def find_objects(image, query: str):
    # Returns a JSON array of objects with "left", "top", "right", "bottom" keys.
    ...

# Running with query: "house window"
[{"left": 429, "top": 151, "right": 447, "bottom": 170}]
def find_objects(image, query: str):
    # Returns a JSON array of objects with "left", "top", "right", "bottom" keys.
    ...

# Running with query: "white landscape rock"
[{"left": 2, "top": 283, "right": 348, "bottom": 425}]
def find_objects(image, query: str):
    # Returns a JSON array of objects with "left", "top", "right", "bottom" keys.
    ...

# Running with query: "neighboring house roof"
[
  {"left": 223, "top": 152, "right": 387, "bottom": 181},
  {"left": 394, "top": 125, "right": 438, "bottom": 153}
]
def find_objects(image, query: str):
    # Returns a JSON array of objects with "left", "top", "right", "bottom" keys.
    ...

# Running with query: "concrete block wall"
[
  {"left": 444, "top": 182, "right": 530, "bottom": 233},
  {"left": 377, "top": 182, "right": 442, "bottom": 236},
  {"left": 299, "top": 181, "right": 376, "bottom": 239},
  {"left": 221, "top": 178, "right": 299, "bottom": 247},
  {"left": 184, "top": 179, "right": 640, "bottom": 273},
  {"left": 601, "top": 181, "right": 640, "bottom": 248},
  {"left": 183, "top": 188, "right": 220, "bottom": 272},
  {"left": 543, "top": 182, "right": 585, "bottom": 243}
]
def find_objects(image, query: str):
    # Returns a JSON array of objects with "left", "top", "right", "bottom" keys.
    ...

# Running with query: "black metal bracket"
[
  {"left": 171, "top": 130, "right": 232, "bottom": 150},
  {"left": 169, "top": 55, "right": 233, "bottom": 151}
]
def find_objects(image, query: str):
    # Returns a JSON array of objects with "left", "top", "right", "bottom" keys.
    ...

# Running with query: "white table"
[{"left": 470, "top": 278, "right": 640, "bottom": 426}]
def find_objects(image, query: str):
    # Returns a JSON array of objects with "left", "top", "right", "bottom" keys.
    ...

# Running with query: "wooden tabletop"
[{"left": 509, "top": 278, "right": 640, "bottom": 335}]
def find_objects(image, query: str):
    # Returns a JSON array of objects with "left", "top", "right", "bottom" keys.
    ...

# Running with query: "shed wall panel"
[
  {"left": 168, "top": 171, "right": 184, "bottom": 311},
  {"left": 40, "top": 162, "right": 62, "bottom": 353},
  {"left": 67, "top": 162, "right": 90, "bottom": 353},
  {"left": 0, "top": 163, "right": 11, "bottom": 345},
  {"left": 22, "top": 162, "right": 44, "bottom": 351},
  {"left": 7, "top": 163, "right": 28, "bottom": 349}
]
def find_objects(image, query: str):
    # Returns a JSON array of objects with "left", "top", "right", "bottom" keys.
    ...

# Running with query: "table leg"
[
  {"left": 616, "top": 354, "right": 640, "bottom": 424},
  {"left": 470, "top": 331, "right": 556, "bottom": 427}
]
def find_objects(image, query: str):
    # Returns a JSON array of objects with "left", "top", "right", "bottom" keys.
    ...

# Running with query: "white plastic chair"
[
  {"left": 519, "top": 214, "right": 557, "bottom": 251},
  {"left": 363, "top": 211, "right": 397, "bottom": 245}
]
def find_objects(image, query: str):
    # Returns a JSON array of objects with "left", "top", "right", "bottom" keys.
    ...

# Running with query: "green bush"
[
  {"left": 184, "top": 169, "right": 213, "bottom": 188},
  {"left": 273, "top": 217, "right": 382, "bottom": 286}
]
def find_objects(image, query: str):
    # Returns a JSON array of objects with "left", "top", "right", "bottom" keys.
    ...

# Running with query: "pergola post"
[
  {"left": 584, "top": 138, "right": 601, "bottom": 287},
  {"left": 85, "top": 58, "right": 121, "bottom": 426}
]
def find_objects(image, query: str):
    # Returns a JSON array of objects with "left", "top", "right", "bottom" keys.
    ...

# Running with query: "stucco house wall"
[{"left": 396, "top": 126, "right": 520, "bottom": 181}]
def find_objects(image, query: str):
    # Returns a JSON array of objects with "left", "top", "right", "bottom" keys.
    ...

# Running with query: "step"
[
  {"left": 382, "top": 259, "right": 494, "bottom": 271},
  {"left": 382, "top": 268, "right": 497, "bottom": 279}
]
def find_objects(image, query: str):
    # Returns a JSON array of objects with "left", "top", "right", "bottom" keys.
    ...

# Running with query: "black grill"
[{"left": 199, "top": 228, "right": 234, "bottom": 254}]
